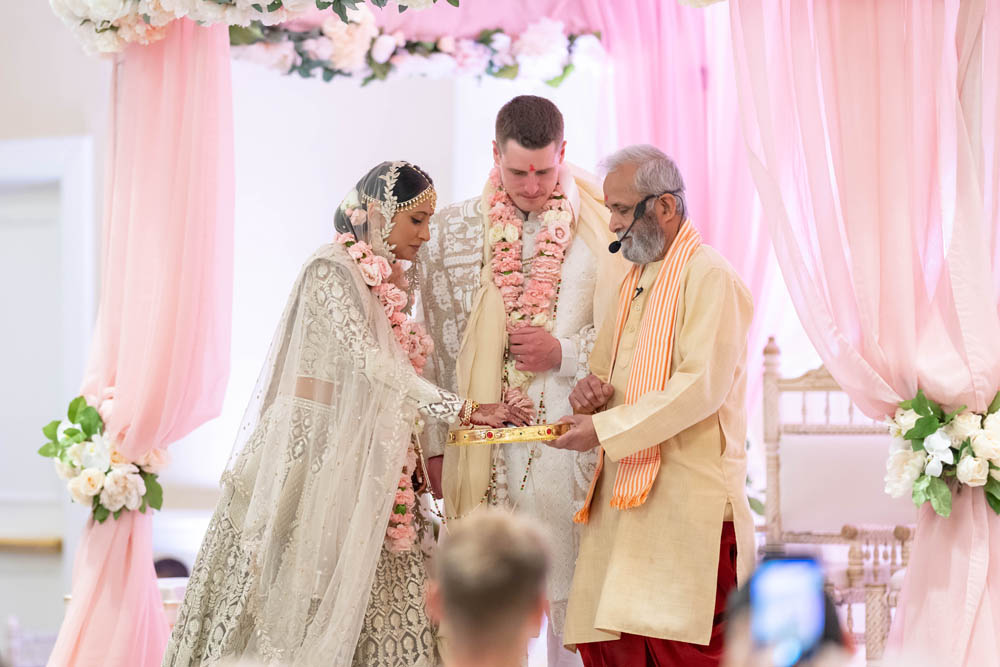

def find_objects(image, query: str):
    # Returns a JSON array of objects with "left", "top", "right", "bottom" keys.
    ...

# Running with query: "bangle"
[{"left": 460, "top": 400, "right": 480, "bottom": 427}]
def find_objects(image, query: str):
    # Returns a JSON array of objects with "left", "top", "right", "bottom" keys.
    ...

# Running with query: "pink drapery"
[
  {"left": 730, "top": 0, "right": 1000, "bottom": 663},
  {"left": 369, "top": 0, "right": 774, "bottom": 405},
  {"left": 47, "top": 19, "right": 234, "bottom": 667}
]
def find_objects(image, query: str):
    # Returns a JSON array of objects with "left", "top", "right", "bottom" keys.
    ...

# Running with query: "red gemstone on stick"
[{"left": 487, "top": 432, "right": 494, "bottom": 439}]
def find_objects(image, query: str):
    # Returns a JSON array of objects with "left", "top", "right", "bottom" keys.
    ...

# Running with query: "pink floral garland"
[
  {"left": 487, "top": 168, "right": 573, "bottom": 405},
  {"left": 335, "top": 232, "right": 433, "bottom": 552}
]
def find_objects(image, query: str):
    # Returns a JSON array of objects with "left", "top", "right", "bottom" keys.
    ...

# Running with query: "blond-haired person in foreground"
[{"left": 428, "top": 510, "right": 551, "bottom": 667}]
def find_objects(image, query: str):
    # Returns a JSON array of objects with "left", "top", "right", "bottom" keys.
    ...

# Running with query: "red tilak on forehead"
[{"left": 529, "top": 164, "right": 536, "bottom": 172}]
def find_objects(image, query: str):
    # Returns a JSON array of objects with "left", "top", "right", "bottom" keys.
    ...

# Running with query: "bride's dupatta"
[{"left": 164, "top": 164, "right": 439, "bottom": 667}]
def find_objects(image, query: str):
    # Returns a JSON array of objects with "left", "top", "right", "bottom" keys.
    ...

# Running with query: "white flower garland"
[{"left": 884, "top": 389, "right": 1000, "bottom": 517}]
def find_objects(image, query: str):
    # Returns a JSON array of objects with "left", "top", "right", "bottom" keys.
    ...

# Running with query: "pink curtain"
[
  {"left": 48, "top": 19, "right": 234, "bottom": 667},
  {"left": 730, "top": 0, "right": 1000, "bottom": 663},
  {"left": 369, "top": 0, "right": 774, "bottom": 404}
]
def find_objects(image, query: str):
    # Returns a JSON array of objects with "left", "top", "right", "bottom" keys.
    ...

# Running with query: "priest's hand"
[
  {"left": 569, "top": 374, "right": 614, "bottom": 414},
  {"left": 548, "top": 414, "right": 600, "bottom": 452},
  {"left": 426, "top": 455, "right": 444, "bottom": 499},
  {"left": 509, "top": 327, "right": 562, "bottom": 372}
]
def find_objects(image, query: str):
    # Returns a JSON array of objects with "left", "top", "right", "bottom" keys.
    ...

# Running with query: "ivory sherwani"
[
  {"left": 565, "top": 245, "right": 756, "bottom": 647},
  {"left": 419, "top": 168, "right": 625, "bottom": 640}
]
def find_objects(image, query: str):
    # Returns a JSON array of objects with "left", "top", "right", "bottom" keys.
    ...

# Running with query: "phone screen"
[{"left": 749, "top": 557, "right": 826, "bottom": 667}]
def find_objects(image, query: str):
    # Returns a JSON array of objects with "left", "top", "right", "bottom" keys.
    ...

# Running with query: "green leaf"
[
  {"left": 42, "top": 420, "right": 61, "bottom": 442},
  {"left": 913, "top": 390, "right": 932, "bottom": 417},
  {"left": 229, "top": 23, "right": 266, "bottom": 45},
  {"left": 748, "top": 496, "right": 765, "bottom": 516},
  {"left": 370, "top": 0, "right": 388, "bottom": 6},
  {"left": 943, "top": 405, "right": 967, "bottom": 425},
  {"left": 493, "top": 64, "right": 519, "bottom": 79},
  {"left": 986, "top": 476, "right": 1000, "bottom": 502},
  {"left": 37, "top": 442, "right": 59, "bottom": 458},
  {"left": 960, "top": 439, "right": 974, "bottom": 460},
  {"left": 251, "top": 3, "right": 263, "bottom": 11},
  {"left": 545, "top": 63, "right": 575, "bottom": 87},
  {"left": 315, "top": 0, "right": 333, "bottom": 8},
  {"left": 142, "top": 473, "right": 164, "bottom": 511},
  {"left": 266, "top": 0, "right": 282, "bottom": 11},
  {"left": 93, "top": 505, "right": 110, "bottom": 523},
  {"left": 397, "top": 4, "right": 407, "bottom": 12},
  {"left": 904, "top": 415, "right": 940, "bottom": 440},
  {"left": 330, "top": 0, "right": 350, "bottom": 22},
  {"left": 113, "top": 509, "right": 123, "bottom": 520},
  {"left": 322, "top": 68, "right": 336, "bottom": 82},
  {"left": 912, "top": 475, "right": 931, "bottom": 507},
  {"left": 63, "top": 427, "right": 81, "bottom": 438},
  {"left": 68, "top": 396, "right": 87, "bottom": 423},
  {"left": 989, "top": 391, "right": 1000, "bottom": 415},
  {"left": 927, "top": 477, "right": 952, "bottom": 517},
  {"left": 78, "top": 406, "right": 102, "bottom": 438},
  {"left": 898, "top": 399, "right": 914, "bottom": 410},
  {"left": 987, "top": 492, "right": 1000, "bottom": 515},
  {"left": 447, "top": 0, "right": 460, "bottom": 6},
  {"left": 476, "top": 28, "right": 502, "bottom": 46},
  {"left": 140, "top": 499, "right": 148, "bottom": 513}
]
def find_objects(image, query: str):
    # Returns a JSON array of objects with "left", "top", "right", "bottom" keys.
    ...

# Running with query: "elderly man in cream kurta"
[{"left": 549, "top": 145, "right": 755, "bottom": 667}]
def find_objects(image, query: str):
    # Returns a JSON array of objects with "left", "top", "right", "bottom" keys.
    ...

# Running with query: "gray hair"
[{"left": 599, "top": 144, "right": 688, "bottom": 220}]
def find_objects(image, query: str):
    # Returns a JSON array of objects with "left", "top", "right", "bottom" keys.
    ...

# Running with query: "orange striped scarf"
[{"left": 574, "top": 220, "right": 701, "bottom": 523}]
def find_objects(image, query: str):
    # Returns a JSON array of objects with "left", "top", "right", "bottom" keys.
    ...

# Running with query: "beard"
[{"left": 619, "top": 212, "right": 666, "bottom": 264}]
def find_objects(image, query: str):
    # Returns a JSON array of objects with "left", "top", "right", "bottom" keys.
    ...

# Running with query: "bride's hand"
[{"left": 470, "top": 402, "right": 532, "bottom": 428}]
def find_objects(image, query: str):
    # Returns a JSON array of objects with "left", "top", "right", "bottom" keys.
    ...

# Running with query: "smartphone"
[{"left": 749, "top": 556, "right": 826, "bottom": 667}]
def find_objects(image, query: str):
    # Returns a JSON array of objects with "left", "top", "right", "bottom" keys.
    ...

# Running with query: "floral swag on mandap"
[
  {"left": 230, "top": 9, "right": 605, "bottom": 87},
  {"left": 48, "top": 0, "right": 456, "bottom": 55},
  {"left": 884, "top": 389, "right": 1000, "bottom": 517},
  {"left": 37, "top": 393, "right": 167, "bottom": 522}
]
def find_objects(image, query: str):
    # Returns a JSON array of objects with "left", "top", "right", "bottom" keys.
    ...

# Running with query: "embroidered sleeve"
[{"left": 295, "top": 258, "right": 463, "bottom": 425}]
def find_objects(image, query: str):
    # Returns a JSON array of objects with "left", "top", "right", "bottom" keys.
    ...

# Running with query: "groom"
[{"left": 419, "top": 95, "right": 626, "bottom": 666}]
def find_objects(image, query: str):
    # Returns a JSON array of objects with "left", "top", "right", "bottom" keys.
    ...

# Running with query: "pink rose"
[
  {"left": 389, "top": 310, "right": 407, "bottom": 326},
  {"left": 357, "top": 258, "right": 383, "bottom": 286},
  {"left": 382, "top": 284, "right": 408, "bottom": 310},
  {"left": 334, "top": 232, "right": 356, "bottom": 245},
  {"left": 349, "top": 208, "right": 367, "bottom": 227},
  {"left": 347, "top": 243, "right": 367, "bottom": 261},
  {"left": 548, "top": 220, "right": 572, "bottom": 245},
  {"left": 373, "top": 255, "right": 393, "bottom": 280}
]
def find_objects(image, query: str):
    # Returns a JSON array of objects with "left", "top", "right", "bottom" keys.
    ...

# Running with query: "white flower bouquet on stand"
[
  {"left": 37, "top": 396, "right": 166, "bottom": 522},
  {"left": 884, "top": 389, "right": 1000, "bottom": 517}
]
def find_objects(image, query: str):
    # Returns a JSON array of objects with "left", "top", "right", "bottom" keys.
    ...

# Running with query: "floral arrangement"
[
  {"left": 230, "top": 11, "right": 606, "bottom": 87},
  {"left": 50, "top": 0, "right": 455, "bottom": 55},
  {"left": 884, "top": 389, "right": 1000, "bottom": 517},
  {"left": 334, "top": 230, "right": 433, "bottom": 550},
  {"left": 486, "top": 166, "right": 573, "bottom": 401},
  {"left": 37, "top": 395, "right": 166, "bottom": 522}
]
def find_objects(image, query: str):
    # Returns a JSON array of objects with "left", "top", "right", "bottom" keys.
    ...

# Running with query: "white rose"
[
  {"left": 137, "top": 448, "right": 171, "bottom": 474},
  {"left": 946, "top": 412, "right": 983, "bottom": 446},
  {"left": 66, "top": 441, "right": 85, "bottom": 468},
  {"left": 302, "top": 36, "right": 334, "bottom": 62},
  {"left": 80, "top": 433, "right": 111, "bottom": 472},
  {"left": 507, "top": 366, "right": 532, "bottom": 390},
  {"left": 884, "top": 449, "right": 926, "bottom": 498},
  {"left": 488, "top": 225, "right": 506, "bottom": 245},
  {"left": 88, "top": 0, "right": 130, "bottom": 22},
  {"left": 100, "top": 465, "right": 144, "bottom": 512},
  {"left": 509, "top": 311, "right": 525, "bottom": 323},
  {"left": 530, "top": 313, "right": 548, "bottom": 327},
  {"left": 513, "top": 18, "right": 569, "bottom": 81},
  {"left": 67, "top": 478, "right": 93, "bottom": 506},
  {"left": 888, "top": 435, "right": 909, "bottom": 454},
  {"left": 490, "top": 32, "right": 512, "bottom": 54},
  {"left": 503, "top": 223, "right": 520, "bottom": 243},
  {"left": 957, "top": 455, "right": 990, "bottom": 487},
  {"left": 570, "top": 33, "right": 606, "bottom": 73},
  {"left": 54, "top": 458, "right": 80, "bottom": 481},
  {"left": 971, "top": 430, "right": 1000, "bottom": 463},
  {"left": 67, "top": 468, "right": 106, "bottom": 505},
  {"left": 984, "top": 413, "right": 1000, "bottom": 438},
  {"left": 370, "top": 34, "right": 397, "bottom": 64},
  {"left": 894, "top": 408, "right": 920, "bottom": 436}
]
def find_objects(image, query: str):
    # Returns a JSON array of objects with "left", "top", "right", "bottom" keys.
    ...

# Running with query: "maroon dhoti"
[{"left": 577, "top": 522, "right": 738, "bottom": 667}]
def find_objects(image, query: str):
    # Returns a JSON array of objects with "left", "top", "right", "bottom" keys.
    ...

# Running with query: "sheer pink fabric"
[
  {"left": 47, "top": 19, "right": 234, "bottom": 667},
  {"left": 730, "top": 0, "right": 1000, "bottom": 663}
]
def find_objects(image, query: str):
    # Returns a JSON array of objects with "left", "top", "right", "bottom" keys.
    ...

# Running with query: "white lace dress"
[{"left": 163, "top": 245, "right": 462, "bottom": 667}]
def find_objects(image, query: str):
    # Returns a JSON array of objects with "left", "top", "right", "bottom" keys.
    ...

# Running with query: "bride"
[{"left": 163, "top": 161, "right": 527, "bottom": 667}]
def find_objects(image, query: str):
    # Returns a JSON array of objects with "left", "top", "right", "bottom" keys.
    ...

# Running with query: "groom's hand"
[{"left": 510, "top": 327, "right": 562, "bottom": 372}]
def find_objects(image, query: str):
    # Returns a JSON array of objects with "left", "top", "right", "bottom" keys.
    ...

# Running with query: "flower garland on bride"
[{"left": 334, "top": 231, "right": 433, "bottom": 551}]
